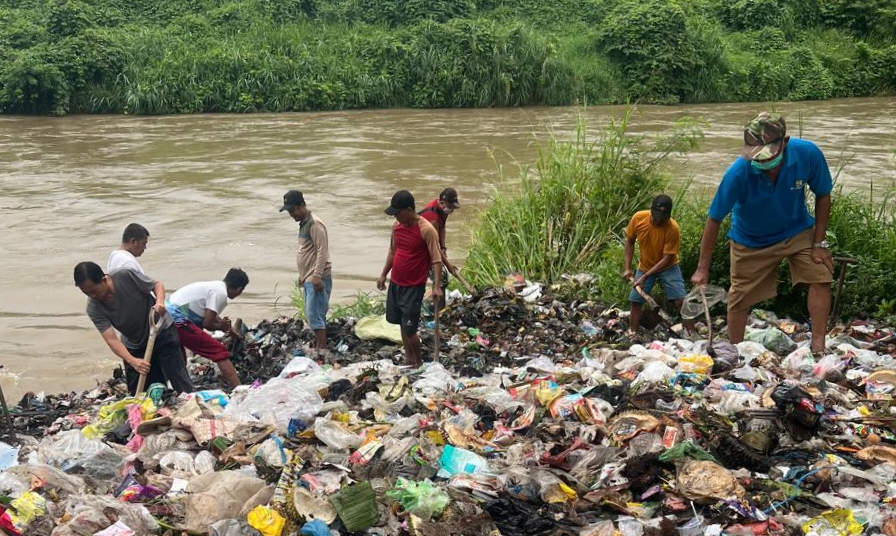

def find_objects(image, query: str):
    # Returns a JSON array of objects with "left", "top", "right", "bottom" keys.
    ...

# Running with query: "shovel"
[
  {"left": 829, "top": 256, "right": 859, "bottom": 330},
  {"left": 0, "top": 378, "right": 11, "bottom": 432},
  {"left": 135, "top": 309, "right": 165, "bottom": 396},
  {"left": 629, "top": 276, "right": 673, "bottom": 329},
  {"left": 432, "top": 300, "right": 441, "bottom": 363},
  {"left": 448, "top": 265, "right": 476, "bottom": 295},
  {"left": 698, "top": 285, "right": 717, "bottom": 358}
]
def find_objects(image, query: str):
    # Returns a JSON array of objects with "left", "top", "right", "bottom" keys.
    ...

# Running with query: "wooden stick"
[
  {"left": 699, "top": 285, "right": 715, "bottom": 354},
  {"left": 432, "top": 299, "right": 441, "bottom": 363},
  {"left": 449, "top": 266, "right": 476, "bottom": 295},
  {"left": 0, "top": 379, "right": 12, "bottom": 431},
  {"left": 135, "top": 310, "right": 165, "bottom": 395},
  {"left": 830, "top": 257, "right": 859, "bottom": 328}
]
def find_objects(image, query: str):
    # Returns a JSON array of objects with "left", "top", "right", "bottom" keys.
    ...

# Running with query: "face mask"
[{"left": 751, "top": 151, "right": 784, "bottom": 171}]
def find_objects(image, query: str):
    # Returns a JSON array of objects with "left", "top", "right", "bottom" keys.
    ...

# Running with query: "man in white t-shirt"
[
  {"left": 165, "top": 268, "right": 249, "bottom": 388},
  {"left": 108, "top": 223, "right": 150, "bottom": 274}
]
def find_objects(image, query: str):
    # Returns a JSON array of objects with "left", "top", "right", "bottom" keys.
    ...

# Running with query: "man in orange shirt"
[{"left": 621, "top": 195, "right": 687, "bottom": 332}]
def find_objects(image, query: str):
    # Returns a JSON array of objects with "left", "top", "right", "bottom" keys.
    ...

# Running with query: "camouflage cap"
[{"left": 742, "top": 112, "right": 786, "bottom": 161}]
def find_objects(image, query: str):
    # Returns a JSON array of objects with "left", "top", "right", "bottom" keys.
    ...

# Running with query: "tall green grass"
[
  {"left": 464, "top": 109, "right": 896, "bottom": 320},
  {"left": 463, "top": 110, "right": 702, "bottom": 285}
]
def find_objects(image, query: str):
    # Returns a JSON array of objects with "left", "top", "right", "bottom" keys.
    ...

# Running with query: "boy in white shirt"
[
  {"left": 166, "top": 268, "right": 248, "bottom": 388},
  {"left": 108, "top": 223, "right": 149, "bottom": 274}
]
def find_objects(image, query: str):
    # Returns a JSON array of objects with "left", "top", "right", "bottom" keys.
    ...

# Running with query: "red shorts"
[{"left": 175, "top": 322, "right": 231, "bottom": 363}]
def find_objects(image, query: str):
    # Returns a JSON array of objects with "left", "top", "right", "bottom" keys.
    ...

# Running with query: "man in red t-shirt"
[
  {"left": 377, "top": 190, "right": 443, "bottom": 367},
  {"left": 419, "top": 188, "right": 460, "bottom": 303}
]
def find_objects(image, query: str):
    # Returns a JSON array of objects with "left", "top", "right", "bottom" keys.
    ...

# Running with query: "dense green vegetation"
[
  {"left": 463, "top": 114, "right": 896, "bottom": 321},
  {"left": 1, "top": 0, "right": 895, "bottom": 114}
]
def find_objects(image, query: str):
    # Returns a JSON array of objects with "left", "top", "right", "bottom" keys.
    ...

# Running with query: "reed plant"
[{"left": 463, "top": 109, "right": 702, "bottom": 286}]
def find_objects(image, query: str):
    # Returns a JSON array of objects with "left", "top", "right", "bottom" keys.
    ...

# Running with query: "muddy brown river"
[{"left": 1, "top": 98, "right": 894, "bottom": 399}]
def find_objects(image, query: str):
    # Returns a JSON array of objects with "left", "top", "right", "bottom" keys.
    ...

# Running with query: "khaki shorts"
[{"left": 728, "top": 228, "right": 833, "bottom": 312}]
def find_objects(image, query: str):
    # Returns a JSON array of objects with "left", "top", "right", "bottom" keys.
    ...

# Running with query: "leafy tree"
[{"left": 598, "top": 0, "right": 724, "bottom": 103}]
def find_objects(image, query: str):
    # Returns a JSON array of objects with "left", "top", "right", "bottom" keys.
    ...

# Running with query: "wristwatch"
[{"left": 814, "top": 240, "right": 830, "bottom": 249}]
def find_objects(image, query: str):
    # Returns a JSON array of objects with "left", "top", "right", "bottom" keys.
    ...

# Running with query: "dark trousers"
[{"left": 125, "top": 326, "right": 194, "bottom": 395}]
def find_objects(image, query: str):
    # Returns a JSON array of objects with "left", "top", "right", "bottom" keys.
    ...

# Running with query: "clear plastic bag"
[
  {"left": 7, "top": 464, "right": 86, "bottom": 498},
  {"left": 632, "top": 361, "right": 675, "bottom": 389},
  {"left": 783, "top": 347, "right": 816, "bottom": 372},
  {"left": 569, "top": 447, "right": 622, "bottom": 483},
  {"left": 158, "top": 451, "right": 195, "bottom": 477},
  {"left": 277, "top": 356, "right": 321, "bottom": 379},
  {"left": 313, "top": 418, "right": 362, "bottom": 450},
  {"left": 37, "top": 430, "right": 124, "bottom": 484},
  {"left": 223, "top": 378, "right": 323, "bottom": 433},
  {"left": 716, "top": 391, "right": 761, "bottom": 416},
  {"left": 0, "top": 472, "right": 29, "bottom": 498},
  {"left": 628, "top": 433, "right": 664, "bottom": 456},
  {"left": 50, "top": 495, "right": 158, "bottom": 536},
  {"left": 194, "top": 450, "right": 216, "bottom": 475},
  {"left": 361, "top": 392, "right": 408, "bottom": 418},
  {"left": 812, "top": 354, "right": 848, "bottom": 378},
  {"left": 412, "top": 364, "right": 456, "bottom": 395},
  {"left": 381, "top": 436, "right": 416, "bottom": 463},
  {"left": 136, "top": 431, "right": 178, "bottom": 463},
  {"left": 185, "top": 471, "right": 267, "bottom": 532},
  {"left": 681, "top": 285, "right": 728, "bottom": 320},
  {"left": 386, "top": 415, "right": 422, "bottom": 438},
  {"left": 0, "top": 441, "right": 19, "bottom": 471},
  {"left": 254, "top": 438, "right": 288, "bottom": 468},
  {"left": 735, "top": 341, "right": 767, "bottom": 362}
]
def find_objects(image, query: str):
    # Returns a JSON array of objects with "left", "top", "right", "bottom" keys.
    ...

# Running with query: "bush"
[
  {"left": 597, "top": 0, "right": 726, "bottom": 103},
  {"left": 0, "top": 46, "right": 70, "bottom": 114},
  {"left": 785, "top": 46, "right": 835, "bottom": 100},
  {"left": 717, "top": 0, "right": 792, "bottom": 32},
  {"left": 45, "top": 0, "right": 97, "bottom": 36}
]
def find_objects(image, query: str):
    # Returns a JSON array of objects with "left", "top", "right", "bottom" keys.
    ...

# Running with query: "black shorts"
[
  {"left": 125, "top": 326, "right": 195, "bottom": 395},
  {"left": 386, "top": 283, "right": 426, "bottom": 336}
]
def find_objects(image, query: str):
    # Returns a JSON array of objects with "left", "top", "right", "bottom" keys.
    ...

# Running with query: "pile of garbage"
[{"left": 3, "top": 282, "right": 896, "bottom": 536}]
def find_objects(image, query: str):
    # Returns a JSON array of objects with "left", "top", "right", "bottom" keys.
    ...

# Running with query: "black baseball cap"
[
  {"left": 279, "top": 190, "right": 305, "bottom": 212},
  {"left": 385, "top": 190, "right": 415, "bottom": 215},
  {"left": 651, "top": 194, "right": 673, "bottom": 220},
  {"left": 439, "top": 188, "right": 460, "bottom": 209}
]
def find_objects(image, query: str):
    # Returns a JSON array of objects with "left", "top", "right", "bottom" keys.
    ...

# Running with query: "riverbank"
[
  {"left": 1, "top": 0, "right": 895, "bottom": 115},
  {"left": 3, "top": 284, "right": 896, "bottom": 535}
]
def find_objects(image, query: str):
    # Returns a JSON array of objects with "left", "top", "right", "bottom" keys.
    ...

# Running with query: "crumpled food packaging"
[
  {"left": 801, "top": 508, "right": 863, "bottom": 535},
  {"left": 246, "top": 505, "right": 286, "bottom": 536},
  {"left": 676, "top": 460, "right": 745, "bottom": 503}
]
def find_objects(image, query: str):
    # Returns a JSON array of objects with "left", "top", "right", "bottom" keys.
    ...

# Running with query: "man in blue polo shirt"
[{"left": 691, "top": 112, "right": 835, "bottom": 353}]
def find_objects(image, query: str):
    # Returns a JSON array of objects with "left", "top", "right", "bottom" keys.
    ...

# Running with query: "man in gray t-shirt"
[{"left": 74, "top": 261, "right": 193, "bottom": 395}]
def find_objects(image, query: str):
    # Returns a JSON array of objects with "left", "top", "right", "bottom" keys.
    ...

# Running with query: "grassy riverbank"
[
  {"left": 463, "top": 112, "right": 896, "bottom": 321},
  {"left": 1, "top": 0, "right": 895, "bottom": 115}
]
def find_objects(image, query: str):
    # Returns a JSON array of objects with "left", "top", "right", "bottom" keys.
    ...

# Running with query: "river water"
[{"left": 1, "top": 98, "right": 894, "bottom": 399}]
